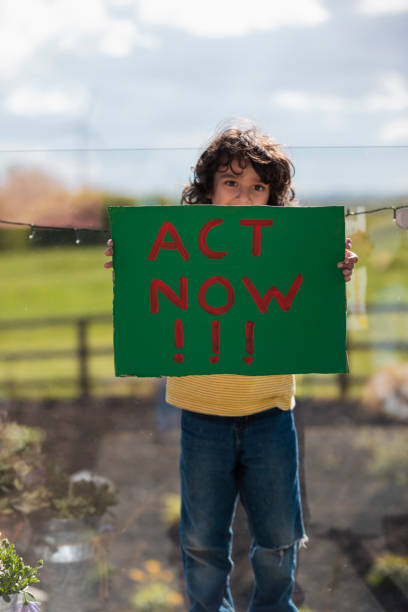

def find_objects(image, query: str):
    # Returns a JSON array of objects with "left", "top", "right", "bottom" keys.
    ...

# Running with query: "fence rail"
[{"left": 0, "top": 306, "right": 407, "bottom": 400}]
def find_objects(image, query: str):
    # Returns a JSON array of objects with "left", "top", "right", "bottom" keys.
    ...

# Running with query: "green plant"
[
  {"left": 129, "top": 560, "right": 183, "bottom": 611},
  {"left": 0, "top": 419, "right": 117, "bottom": 521},
  {"left": 356, "top": 429, "right": 408, "bottom": 486},
  {"left": 367, "top": 553, "right": 408, "bottom": 589},
  {"left": 43, "top": 467, "right": 117, "bottom": 520},
  {"left": 0, "top": 421, "right": 49, "bottom": 517},
  {"left": 162, "top": 494, "right": 181, "bottom": 528},
  {"left": 0, "top": 538, "right": 42, "bottom": 607},
  {"left": 130, "top": 582, "right": 183, "bottom": 612}
]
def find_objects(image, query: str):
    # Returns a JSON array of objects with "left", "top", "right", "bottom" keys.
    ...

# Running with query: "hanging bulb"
[
  {"left": 29, "top": 225, "right": 35, "bottom": 239},
  {"left": 74, "top": 229, "right": 81, "bottom": 244},
  {"left": 392, "top": 207, "right": 397, "bottom": 222}
]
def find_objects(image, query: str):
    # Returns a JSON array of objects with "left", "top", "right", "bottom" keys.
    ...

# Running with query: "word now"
[
  {"left": 148, "top": 218, "right": 274, "bottom": 260},
  {"left": 150, "top": 274, "right": 303, "bottom": 315}
]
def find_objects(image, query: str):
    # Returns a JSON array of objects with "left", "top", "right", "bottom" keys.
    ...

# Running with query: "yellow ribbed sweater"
[{"left": 166, "top": 374, "right": 295, "bottom": 416}]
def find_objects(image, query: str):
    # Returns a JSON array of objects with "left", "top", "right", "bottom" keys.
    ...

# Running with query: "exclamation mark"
[
  {"left": 174, "top": 319, "right": 184, "bottom": 363},
  {"left": 210, "top": 320, "right": 220, "bottom": 363},
  {"left": 244, "top": 321, "right": 254, "bottom": 364}
]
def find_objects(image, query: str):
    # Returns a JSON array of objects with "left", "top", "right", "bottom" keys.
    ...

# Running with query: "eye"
[
  {"left": 253, "top": 184, "right": 266, "bottom": 191},
  {"left": 225, "top": 180, "right": 237, "bottom": 187}
]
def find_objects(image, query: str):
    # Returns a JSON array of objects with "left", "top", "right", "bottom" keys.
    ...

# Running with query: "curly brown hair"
[{"left": 181, "top": 124, "right": 295, "bottom": 206}]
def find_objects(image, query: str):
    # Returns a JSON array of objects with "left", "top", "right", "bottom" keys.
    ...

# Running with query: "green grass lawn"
[
  {"left": 1, "top": 245, "right": 112, "bottom": 319},
  {"left": 0, "top": 245, "right": 124, "bottom": 399},
  {"left": 1, "top": 209, "right": 408, "bottom": 401}
]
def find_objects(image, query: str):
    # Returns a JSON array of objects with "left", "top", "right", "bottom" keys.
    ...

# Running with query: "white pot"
[
  {"left": 31, "top": 517, "right": 99, "bottom": 612},
  {"left": 0, "top": 594, "right": 18, "bottom": 612}
]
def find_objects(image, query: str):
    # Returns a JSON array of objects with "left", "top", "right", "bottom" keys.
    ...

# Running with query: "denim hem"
[{"left": 298, "top": 534, "right": 309, "bottom": 549}]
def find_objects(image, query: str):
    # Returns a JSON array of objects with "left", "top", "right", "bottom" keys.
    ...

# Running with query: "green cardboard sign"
[{"left": 109, "top": 205, "right": 346, "bottom": 376}]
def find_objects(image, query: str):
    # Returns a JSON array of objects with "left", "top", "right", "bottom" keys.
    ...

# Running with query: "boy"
[{"left": 105, "top": 123, "right": 357, "bottom": 611}]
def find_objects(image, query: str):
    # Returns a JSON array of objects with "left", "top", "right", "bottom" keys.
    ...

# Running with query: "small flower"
[
  {"left": 144, "top": 559, "right": 161, "bottom": 575},
  {"left": 128, "top": 568, "right": 147, "bottom": 582},
  {"left": 18, "top": 603, "right": 41, "bottom": 612},
  {"left": 168, "top": 591, "right": 183, "bottom": 606}
]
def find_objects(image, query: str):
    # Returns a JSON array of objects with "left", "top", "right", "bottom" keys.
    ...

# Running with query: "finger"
[
  {"left": 338, "top": 251, "right": 357, "bottom": 266},
  {"left": 345, "top": 250, "right": 358, "bottom": 262},
  {"left": 104, "top": 248, "right": 113, "bottom": 256},
  {"left": 104, "top": 261, "right": 113, "bottom": 268},
  {"left": 345, "top": 238, "right": 352, "bottom": 248},
  {"left": 338, "top": 261, "right": 355, "bottom": 270},
  {"left": 107, "top": 238, "right": 114, "bottom": 246}
]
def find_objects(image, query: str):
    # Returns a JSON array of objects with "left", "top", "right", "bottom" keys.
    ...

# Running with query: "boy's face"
[{"left": 210, "top": 158, "right": 270, "bottom": 206}]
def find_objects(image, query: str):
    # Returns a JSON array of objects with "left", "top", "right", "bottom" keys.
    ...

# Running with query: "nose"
[{"left": 235, "top": 186, "right": 252, "bottom": 205}]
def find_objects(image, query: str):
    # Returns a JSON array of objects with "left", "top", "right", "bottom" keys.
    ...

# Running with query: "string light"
[
  {"left": 344, "top": 205, "right": 408, "bottom": 217},
  {"left": 0, "top": 204, "right": 408, "bottom": 244},
  {"left": 0, "top": 218, "right": 109, "bottom": 244}
]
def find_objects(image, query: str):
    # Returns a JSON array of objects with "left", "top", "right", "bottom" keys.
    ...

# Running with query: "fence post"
[
  {"left": 77, "top": 318, "right": 90, "bottom": 399},
  {"left": 337, "top": 373, "right": 349, "bottom": 401},
  {"left": 337, "top": 333, "right": 350, "bottom": 401},
  {"left": 4, "top": 356, "right": 17, "bottom": 401}
]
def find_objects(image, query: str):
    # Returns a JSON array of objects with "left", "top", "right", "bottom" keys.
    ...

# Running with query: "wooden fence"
[
  {"left": 0, "top": 314, "right": 111, "bottom": 399},
  {"left": 1, "top": 304, "right": 408, "bottom": 400}
]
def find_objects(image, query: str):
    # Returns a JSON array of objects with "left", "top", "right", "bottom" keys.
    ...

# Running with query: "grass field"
[{"left": 1, "top": 208, "right": 407, "bottom": 400}]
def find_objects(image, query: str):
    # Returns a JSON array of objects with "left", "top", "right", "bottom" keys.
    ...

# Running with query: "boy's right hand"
[{"left": 104, "top": 238, "right": 114, "bottom": 268}]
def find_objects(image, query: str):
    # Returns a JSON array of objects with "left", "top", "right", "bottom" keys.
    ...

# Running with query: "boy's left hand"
[{"left": 337, "top": 238, "right": 358, "bottom": 282}]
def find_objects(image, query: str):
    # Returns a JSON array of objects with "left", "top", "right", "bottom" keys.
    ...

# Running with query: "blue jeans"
[{"left": 180, "top": 407, "right": 306, "bottom": 612}]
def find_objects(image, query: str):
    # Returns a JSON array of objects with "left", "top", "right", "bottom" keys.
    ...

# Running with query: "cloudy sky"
[{"left": 0, "top": 0, "right": 407, "bottom": 199}]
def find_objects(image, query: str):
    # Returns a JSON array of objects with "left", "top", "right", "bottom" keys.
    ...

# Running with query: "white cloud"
[
  {"left": 273, "top": 91, "right": 346, "bottom": 113},
  {"left": 379, "top": 118, "right": 408, "bottom": 143},
  {"left": 0, "top": 0, "right": 329, "bottom": 78},
  {"left": 365, "top": 73, "right": 408, "bottom": 111},
  {"left": 272, "top": 72, "right": 408, "bottom": 114},
  {"left": 0, "top": 149, "right": 89, "bottom": 187},
  {"left": 109, "top": 0, "right": 135, "bottom": 5},
  {"left": 99, "top": 17, "right": 147, "bottom": 56},
  {"left": 358, "top": 0, "right": 408, "bottom": 14},
  {"left": 138, "top": 0, "right": 329, "bottom": 38},
  {"left": 4, "top": 88, "right": 88, "bottom": 116},
  {"left": 0, "top": 0, "right": 156, "bottom": 78}
]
